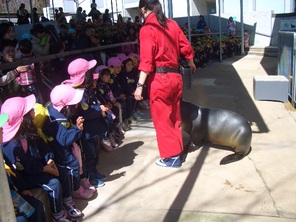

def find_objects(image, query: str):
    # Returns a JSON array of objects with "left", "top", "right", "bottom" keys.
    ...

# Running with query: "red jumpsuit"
[{"left": 138, "top": 13, "right": 194, "bottom": 158}]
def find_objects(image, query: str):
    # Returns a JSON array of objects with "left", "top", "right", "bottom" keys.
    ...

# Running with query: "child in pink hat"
[
  {"left": 0, "top": 111, "right": 47, "bottom": 222},
  {"left": 41, "top": 84, "right": 95, "bottom": 199},
  {"left": 1, "top": 94, "right": 83, "bottom": 221},
  {"left": 128, "top": 52, "right": 140, "bottom": 68},
  {"left": 63, "top": 61, "right": 111, "bottom": 188},
  {"left": 116, "top": 53, "right": 129, "bottom": 63},
  {"left": 62, "top": 58, "right": 97, "bottom": 87},
  {"left": 107, "top": 57, "right": 131, "bottom": 131}
]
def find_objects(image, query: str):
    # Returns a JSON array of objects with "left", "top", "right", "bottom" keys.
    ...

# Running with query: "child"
[
  {"left": 117, "top": 53, "right": 141, "bottom": 122},
  {"left": 0, "top": 39, "right": 28, "bottom": 104},
  {"left": 42, "top": 84, "right": 95, "bottom": 199},
  {"left": 59, "top": 23, "right": 70, "bottom": 51},
  {"left": 121, "top": 34, "right": 136, "bottom": 54},
  {"left": 107, "top": 57, "right": 131, "bottom": 131},
  {"left": 1, "top": 114, "right": 45, "bottom": 222},
  {"left": 62, "top": 58, "right": 109, "bottom": 187},
  {"left": 1, "top": 95, "right": 82, "bottom": 222},
  {"left": 17, "top": 38, "right": 41, "bottom": 103},
  {"left": 128, "top": 53, "right": 149, "bottom": 111},
  {"left": 95, "top": 65, "right": 125, "bottom": 139}
]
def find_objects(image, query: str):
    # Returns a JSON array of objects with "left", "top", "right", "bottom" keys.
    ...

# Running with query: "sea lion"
[{"left": 180, "top": 100, "right": 252, "bottom": 165}]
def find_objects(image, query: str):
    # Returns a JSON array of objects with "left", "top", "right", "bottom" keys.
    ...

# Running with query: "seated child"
[
  {"left": 128, "top": 53, "right": 149, "bottom": 111},
  {"left": 42, "top": 84, "right": 95, "bottom": 199},
  {"left": 117, "top": 53, "right": 141, "bottom": 123},
  {"left": 107, "top": 56, "right": 131, "bottom": 131},
  {"left": 95, "top": 65, "right": 125, "bottom": 139},
  {"left": 1, "top": 95, "right": 82, "bottom": 222},
  {"left": 0, "top": 113, "right": 46, "bottom": 222},
  {"left": 62, "top": 58, "right": 110, "bottom": 187}
]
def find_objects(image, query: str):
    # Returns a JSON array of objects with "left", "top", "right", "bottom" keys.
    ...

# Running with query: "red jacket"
[{"left": 138, "top": 12, "right": 194, "bottom": 73}]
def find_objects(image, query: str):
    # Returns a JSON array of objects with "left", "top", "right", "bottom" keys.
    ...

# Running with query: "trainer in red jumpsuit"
[{"left": 135, "top": 0, "right": 196, "bottom": 168}]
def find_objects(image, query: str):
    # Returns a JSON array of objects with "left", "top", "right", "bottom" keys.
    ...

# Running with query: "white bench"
[{"left": 253, "top": 75, "right": 289, "bottom": 102}]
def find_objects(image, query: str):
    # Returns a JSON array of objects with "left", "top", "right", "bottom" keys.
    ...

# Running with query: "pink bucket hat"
[
  {"left": 66, "top": 58, "right": 97, "bottom": 86},
  {"left": 1, "top": 94, "right": 36, "bottom": 143},
  {"left": 107, "top": 57, "right": 122, "bottom": 67},
  {"left": 95, "top": 65, "right": 109, "bottom": 74},
  {"left": 116, "top": 53, "right": 129, "bottom": 62},
  {"left": 128, "top": 53, "right": 139, "bottom": 60},
  {"left": 50, "top": 84, "right": 84, "bottom": 112}
]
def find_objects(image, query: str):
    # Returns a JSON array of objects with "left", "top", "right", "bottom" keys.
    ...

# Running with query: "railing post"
[{"left": 0, "top": 147, "right": 16, "bottom": 222}]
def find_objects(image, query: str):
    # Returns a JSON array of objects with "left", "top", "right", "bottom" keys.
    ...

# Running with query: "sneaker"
[
  {"left": 132, "top": 112, "right": 141, "bottom": 120},
  {"left": 128, "top": 117, "right": 138, "bottom": 125},
  {"left": 121, "top": 121, "right": 131, "bottom": 131},
  {"left": 80, "top": 179, "right": 96, "bottom": 192},
  {"left": 109, "top": 134, "right": 119, "bottom": 148},
  {"left": 136, "top": 110, "right": 145, "bottom": 116},
  {"left": 72, "top": 186, "right": 94, "bottom": 200},
  {"left": 90, "top": 178, "right": 105, "bottom": 188},
  {"left": 95, "top": 172, "right": 107, "bottom": 180},
  {"left": 101, "top": 138, "right": 113, "bottom": 152},
  {"left": 64, "top": 201, "right": 82, "bottom": 218},
  {"left": 155, "top": 155, "right": 181, "bottom": 168}
]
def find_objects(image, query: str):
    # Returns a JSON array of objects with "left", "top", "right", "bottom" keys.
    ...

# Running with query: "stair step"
[{"left": 247, "top": 46, "right": 278, "bottom": 57}]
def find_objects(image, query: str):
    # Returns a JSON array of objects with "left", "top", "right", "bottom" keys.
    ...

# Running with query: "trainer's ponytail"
[{"left": 139, "top": 0, "right": 167, "bottom": 28}]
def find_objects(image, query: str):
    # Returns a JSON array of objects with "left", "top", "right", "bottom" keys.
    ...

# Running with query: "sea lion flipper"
[{"left": 220, "top": 152, "right": 245, "bottom": 165}]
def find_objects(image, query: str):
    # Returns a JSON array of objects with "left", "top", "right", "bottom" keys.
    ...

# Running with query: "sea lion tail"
[{"left": 220, "top": 147, "right": 252, "bottom": 165}]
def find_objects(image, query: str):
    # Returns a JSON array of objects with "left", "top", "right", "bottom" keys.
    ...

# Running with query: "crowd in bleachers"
[
  {"left": 0, "top": 8, "right": 149, "bottom": 221},
  {"left": 0, "top": 6, "right": 245, "bottom": 221}
]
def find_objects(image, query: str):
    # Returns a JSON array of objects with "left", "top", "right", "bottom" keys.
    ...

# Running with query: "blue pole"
[
  {"left": 168, "top": 0, "right": 173, "bottom": 19},
  {"left": 187, "top": 0, "right": 191, "bottom": 43}
]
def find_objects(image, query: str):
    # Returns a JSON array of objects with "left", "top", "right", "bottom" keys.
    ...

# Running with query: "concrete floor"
[{"left": 75, "top": 54, "right": 296, "bottom": 222}]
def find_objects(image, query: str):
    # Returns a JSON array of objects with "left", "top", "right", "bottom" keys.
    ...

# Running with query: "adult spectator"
[
  {"left": 117, "top": 13, "right": 123, "bottom": 22},
  {"left": 57, "top": 7, "right": 66, "bottom": 23},
  {"left": 31, "top": 7, "right": 39, "bottom": 24},
  {"left": 40, "top": 16, "right": 49, "bottom": 22},
  {"left": 88, "top": 5, "right": 101, "bottom": 22},
  {"left": 59, "top": 23, "right": 71, "bottom": 51},
  {"left": 17, "top": 3, "right": 29, "bottom": 25},
  {"left": 196, "top": 15, "right": 207, "bottom": 33},
  {"left": 82, "top": 10, "right": 87, "bottom": 21},
  {"left": 203, "top": 25, "right": 212, "bottom": 38},
  {"left": 227, "top": 16, "right": 236, "bottom": 36},
  {"left": 76, "top": 7, "right": 83, "bottom": 22},
  {"left": 69, "top": 18, "right": 76, "bottom": 29},
  {"left": 76, "top": 24, "right": 102, "bottom": 62},
  {"left": 0, "top": 22, "right": 21, "bottom": 59},
  {"left": 30, "top": 23, "right": 51, "bottom": 57},
  {"left": 90, "top": 0, "right": 97, "bottom": 9},
  {"left": 54, "top": 8, "right": 59, "bottom": 20},
  {"left": 0, "top": 22, "right": 18, "bottom": 46},
  {"left": 103, "top": 9, "right": 112, "bottom": 24},
  {"left": 0, "top": 39, "right": 28, "bottom": 104},
  {"left": 134, "top": 15, "right": 142, "bottom": 25}
]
